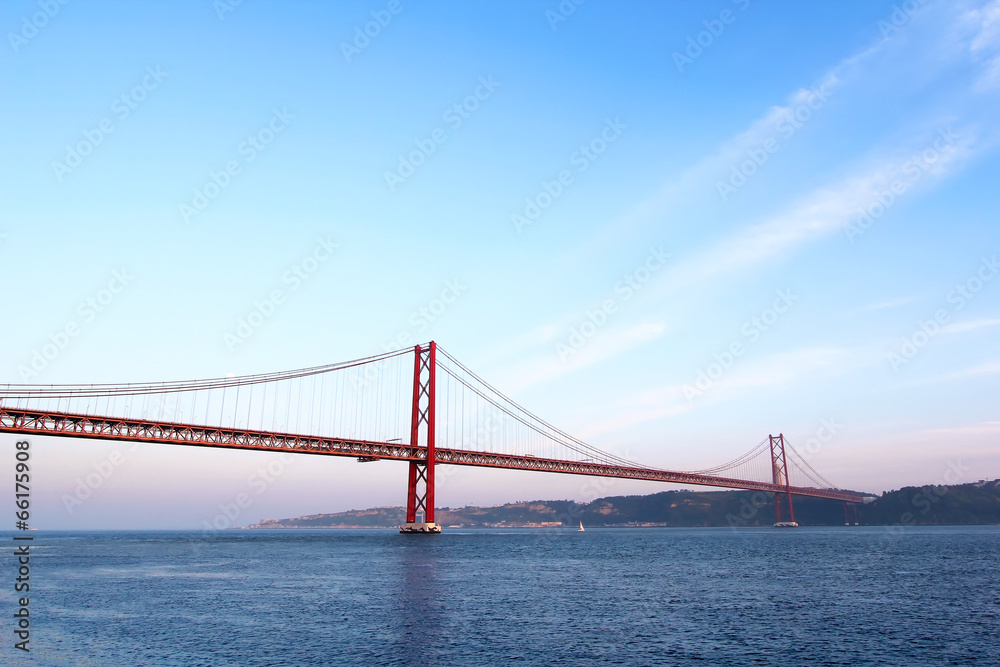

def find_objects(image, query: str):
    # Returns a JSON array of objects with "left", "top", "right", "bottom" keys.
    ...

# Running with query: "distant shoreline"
[{"left": 244, "top": 480, "right": 1000, "bottom": 530}]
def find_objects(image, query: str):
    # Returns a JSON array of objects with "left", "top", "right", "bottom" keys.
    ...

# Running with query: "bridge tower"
[
  {"left": 843, "top": 501, "right": 859, "bottom": 526},
  {"left": 400, "top": 341, "right": 441, "bottom": 534},
  {"left": 769, "top": 433, "right": 796, "bottom": 526}
]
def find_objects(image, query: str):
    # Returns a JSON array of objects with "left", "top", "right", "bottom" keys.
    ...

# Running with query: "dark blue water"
[{"left": 3, "top": 526, "right": 998, "bottom": 666}]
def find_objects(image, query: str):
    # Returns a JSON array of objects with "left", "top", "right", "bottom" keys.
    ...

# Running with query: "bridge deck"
[{"left": 0, "top": 407, "right": 864, "bottom": 503}]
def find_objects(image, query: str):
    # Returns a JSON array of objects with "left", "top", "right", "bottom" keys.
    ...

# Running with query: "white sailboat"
[{"left": 577, "top": 520, "right": 585, "bottom": 532}]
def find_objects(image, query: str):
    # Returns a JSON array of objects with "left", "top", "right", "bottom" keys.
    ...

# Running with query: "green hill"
[{"left": 248, "top": 479, "right": 1000, "bottom": 528}]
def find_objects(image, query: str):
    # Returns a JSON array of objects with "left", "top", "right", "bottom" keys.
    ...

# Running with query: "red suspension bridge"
[{"left": 0, "top": 342, "right": 865, "bottom": 532}]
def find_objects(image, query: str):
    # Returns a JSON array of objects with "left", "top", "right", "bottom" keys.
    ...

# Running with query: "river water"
[{"left": 3, "top": 526, "right": 998, "bottom": 666}]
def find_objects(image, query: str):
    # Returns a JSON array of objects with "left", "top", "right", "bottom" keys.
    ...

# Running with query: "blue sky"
[{"left": 2, "top": 0, "right": 999, "bottom": 529}]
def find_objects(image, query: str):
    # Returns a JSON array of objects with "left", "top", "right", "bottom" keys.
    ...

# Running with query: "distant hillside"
[
  {"left": 248, "top": 479, "right": 1000, "bottom": 529},
  {"left": 859, "top": 479, "right": 1000, "bottom": 525}
]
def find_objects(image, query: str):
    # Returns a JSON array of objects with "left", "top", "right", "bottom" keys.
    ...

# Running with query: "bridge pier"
[{"left": 401, "top": 342, "right": 441, "bottom": 535}]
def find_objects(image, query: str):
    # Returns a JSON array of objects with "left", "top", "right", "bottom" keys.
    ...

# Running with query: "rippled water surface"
[{"left": 3, "top": 526, "right": 998, "bottom": 666}]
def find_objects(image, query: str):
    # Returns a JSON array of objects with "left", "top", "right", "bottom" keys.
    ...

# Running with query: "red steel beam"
[{"left": 0, "top": 406, "right": 866, "bottom": 503}]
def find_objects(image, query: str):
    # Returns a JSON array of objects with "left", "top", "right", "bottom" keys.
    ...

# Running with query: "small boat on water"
[
  {"left": 773, "top": 521, "right": 799, "bottom": 528},
  {"left": 578, "top": 521, "right": 585, "bottom": 532}
]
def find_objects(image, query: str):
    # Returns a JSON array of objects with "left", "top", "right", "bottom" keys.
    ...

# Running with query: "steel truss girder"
[{"left": 0, "top": 407, "right": 864, "bottom": 504}]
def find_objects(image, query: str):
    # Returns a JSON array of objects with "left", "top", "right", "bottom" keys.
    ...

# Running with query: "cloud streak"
[
  {"left": 577, "top": 346, "right": 854, "bottom": 439},
  {"left": 494, "top": 0, "right": 1000, "bottom": 416}
]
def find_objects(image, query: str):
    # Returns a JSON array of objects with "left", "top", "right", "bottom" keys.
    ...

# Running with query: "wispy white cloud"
[
  {"left": 941, "top": 317, "right": 1000, "bottom": 334},
  {"left": 906, "top": 359, "right": 1000, "bottom": 386},
  {"left": 471, "top": 324, "right": 561, "bottom": 370},
  {"left": 855, "top": 294, "right": 926, "bottom": 313},
  {"left": 577, "top": 346, "right": 852, "bottom": 438},
  {"left": 500, "top": 0, "right": 998, "bottom": 395},
  {"left": 915, "top": 420, "right": 1000, "bottom": 438},
  {"left": 958, "top": 360, "right": 1000, "bottom": 376},
  {"left": 603, "top": 1, "right": 995, "bottom": 298},
  {"left": 564, "top": 0, "right": 1000, "bottom": 484},
  {"left": 645, "top": 131, "right": 976, "bottom": 297},
  {"left": 569, "top": 3, "right": 981, "bottom": 264},
  {"left": 490, "top": 322, "right": 667, "bottom": 396},
  {"left": 965, "top": 0, "right": 1000, "bottom": 90},
  {"left": 710, "top": 347, "right": 850, "bottom": 391},
  {"left": 568, "top": 70, "right": 843, "bottom": 258}
]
